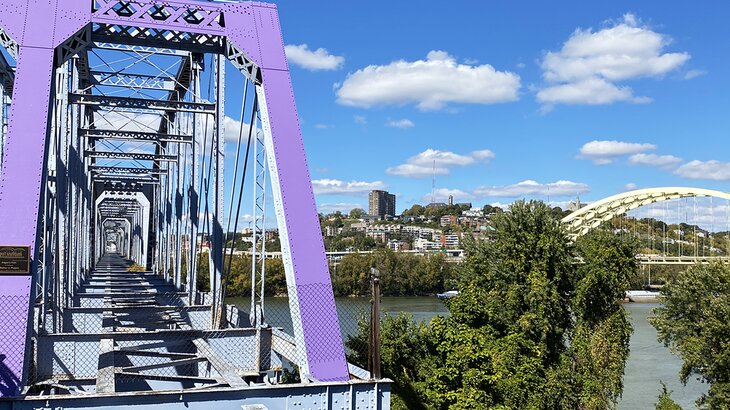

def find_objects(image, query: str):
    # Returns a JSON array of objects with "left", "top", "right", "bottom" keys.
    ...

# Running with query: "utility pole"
[{"left": 369, "top": 267, "right": 381, "bottom": 380}]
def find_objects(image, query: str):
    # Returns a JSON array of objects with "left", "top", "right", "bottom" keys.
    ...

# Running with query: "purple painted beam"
[
  {"left": 0, "top": 1, "right": 349, "bottom": 394},
  {"left": 0, "top": 45, "right": 55, "bottom": 399},
  {"left": 0, "top": 0, "right": 88, "bottom": 397},
  {"left": 225, "top": 3, "right": 349, "bottom": 381}
]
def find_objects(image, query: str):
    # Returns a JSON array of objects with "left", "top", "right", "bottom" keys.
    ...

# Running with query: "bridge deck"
[
  {"left": 7, "top": 253, "right": 390, "bottom": 409},
  {"left": 34, "top": 253, "right": 262, "bottom": 394}
]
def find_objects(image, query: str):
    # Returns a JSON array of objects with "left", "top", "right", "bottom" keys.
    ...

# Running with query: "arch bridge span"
[{"left": 562, "top": 187, "right": 730, "bottom": 239}]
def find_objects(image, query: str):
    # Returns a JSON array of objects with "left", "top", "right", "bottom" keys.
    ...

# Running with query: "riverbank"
[{"left": 227, "top": 297, "right": 705, "bottom": 408}]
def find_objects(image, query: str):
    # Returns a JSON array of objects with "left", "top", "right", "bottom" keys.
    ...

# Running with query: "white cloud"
[
  {"left": 92, "top": 111, "right": 251, "bottom": 144},
  {"left": 354, "top": 115, "right": 367, "bottom": 125},
  {"left": 407, "top": 149, "right": 477, "bottom": 167},
  {"left": 628, "top": 153, "right": 682, "bottom": 168},
  {"left": 312, "top": 179, "right": 386, "bottom": 195},
  {"left": 385, "top": 119, "right": 415, "bottom": 129},
  {"left": 92, "top": 110, "right": 162, "bottom": 132},
  {"left": 578, "top": 140, "right": 656, "bottom": 164},
  {"left": 336, "top": 50, "right": 520, "bottom": 110},
  {"left": 471, "top": 149, "right": 496, "bottom": 160},
  {"left": 285, "top": 44, "right": 344, "bottom": 71},
  {"left": 538, "top": 14, "right": 689, "bottom": 106},
  {"left": 537, "top": 78, "right": 650, "bottom": 105},
  {"left": 474, "top": 180, "right": 590, "bottom": 198},
  {"left": 675, "top": 160, "right": 730, "bottom": 181},
  {"left": 624, "top": 182, "right": 638, "bottom": 191},
  {"left": 386, "top": 164, "right": 450, "bottom": 178},
  {"left": 683, "top": 69, "right": 707, "bottom": 80},
  {"left": 315, "top": 123, "right": 333, "bottom": 129},
  {"left": 423, "top": 188, "right": 474, "bottom": 203},
  {"left": 220, "top": 116, "right": 253, "bottom": 143},
  {"left": 318, "top": 203, "right": 363, "bottom": 213},
  {"left": 386, "top": 148, "right": 493, "bottom": 178}
]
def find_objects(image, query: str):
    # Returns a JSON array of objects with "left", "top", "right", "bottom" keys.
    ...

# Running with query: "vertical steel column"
[
  {"left": 164, "top": 168, "right": 173, "bottom": 275},
  {"left": 80, "top": 119, "right": 91, "bottom": 280},
  {"left": 211, "top": 55, "right": 226, "bottom": 324},
  {"left": 175, "top": 142, "right": 184, "bottom": 288},
  {"left": 250, "top": 125, "right": 267, "bottom": 327},
  {"left": 0, "top": 45, "right": 56, "bottom": 397},
  {"left": 150, "top": 152, "right": 161, "bottom": 274},
  {"left": 55, "top": 62, "right": 71, "bottom": 330},
  {"left": 188, "top": 66, "right": 201, "bottom": 301},
  {"left": 224, "top": 3, "right": 350, "bottom": 381}
]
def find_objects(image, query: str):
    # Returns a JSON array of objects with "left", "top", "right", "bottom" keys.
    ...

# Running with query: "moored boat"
[
  {"left": 437, "top": 290, "right": 460, "bottom": 299},
  {"left": 625, "top": 290, "right": 661, "bottom": 302}
]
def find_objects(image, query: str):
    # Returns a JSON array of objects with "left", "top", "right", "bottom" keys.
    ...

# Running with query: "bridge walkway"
[{"left": 35, "top": 253, "right": 264, "bottom": 394}]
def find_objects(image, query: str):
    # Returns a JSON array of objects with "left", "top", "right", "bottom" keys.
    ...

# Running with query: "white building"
[
  {"left": 413, "top": 238, "right": 441, "bottom": 251},
  {"left": 387, "top": 240, "right": 409, "bottom": 251},
  {"left": 462, "top": 208, "right": 484, "bottom": 218},
  {"left": 434, "top": 233, "right": 460, "bottom": 249}
]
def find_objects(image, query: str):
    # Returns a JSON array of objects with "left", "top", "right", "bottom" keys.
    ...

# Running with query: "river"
[{"left": 228, "top": 297, "right": 707, "bottom": 409}]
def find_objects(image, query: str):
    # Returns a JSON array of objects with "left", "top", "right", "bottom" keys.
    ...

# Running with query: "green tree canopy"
[
  {"left": 349, "top": 200, "right": 637, "bottom": 409},
  {"left": 349, "top": 207, "right": 367, "bottom": 219},
  {"left": 403, "top": 204, "right": 426, "bottom": 216}
]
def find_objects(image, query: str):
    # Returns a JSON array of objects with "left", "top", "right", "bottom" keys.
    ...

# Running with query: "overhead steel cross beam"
[
  {"left": 69, "top": 93, "right": 216, "bottom": 114},
  {"left": 80, "top": 128, "right": 193, "bottom": 143},
  {"left": 0, "top": 0, "right": 349, "bottom": 395},
  {"left": 86, "top": 151, "right": 177, "bottom": 162},
  {"left": 90, "top": 71, "right": 178, "bottom": 91},
  {"left": 90, "top": 166, "right": 167, "bottom": 175}
]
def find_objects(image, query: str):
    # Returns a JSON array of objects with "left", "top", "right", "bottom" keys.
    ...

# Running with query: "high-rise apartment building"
[{"left": 368, "top": 190, "right": 396, "bottom": 217}]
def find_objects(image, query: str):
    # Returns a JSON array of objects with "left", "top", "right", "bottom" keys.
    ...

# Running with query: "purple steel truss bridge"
[{"left": 0, "top": 1, "right": 389, "bottom": 408}]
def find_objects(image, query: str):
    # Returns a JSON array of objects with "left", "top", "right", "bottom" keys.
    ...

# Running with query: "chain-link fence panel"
[
  {"left": 0, "top": 295, "right": 29, "bottom": 396},
  {"left": 228, "top": 295, "right": 373, "bottom": 383}
]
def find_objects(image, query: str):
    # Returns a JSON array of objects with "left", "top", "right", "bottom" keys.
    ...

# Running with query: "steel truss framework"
[
  {"left": 562, "top": 187, "right": 730, "bottom": 238},
  {"left": 0, "top": 1, "right": 379, "bottom": 408}
]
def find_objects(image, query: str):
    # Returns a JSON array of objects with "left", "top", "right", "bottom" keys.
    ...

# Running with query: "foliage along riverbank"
[
  {"left": 189, "top": 199, "right": 730, "bottom": 408},
  {"left": 193, "top": 249, "right": 455, "bottom": 298},
  {"left": 348, "top": 200, "right": 638, "bottom": 409}
]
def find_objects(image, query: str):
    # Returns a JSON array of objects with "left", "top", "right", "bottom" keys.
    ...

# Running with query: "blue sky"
[{"left": 229, "top": 1, "right": 730, "bottom": 216}]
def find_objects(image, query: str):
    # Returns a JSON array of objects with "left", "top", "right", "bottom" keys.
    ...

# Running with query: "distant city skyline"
[{"left": 218, "top": 1, "right": 730, "bottom": 230}]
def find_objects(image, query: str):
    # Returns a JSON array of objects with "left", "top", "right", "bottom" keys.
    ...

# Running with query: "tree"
[
  {"left": 330, "top": 251, "right": 452, "bottom": 297},
  {"left": 347, "top": 313, "right": 432, "bottom": 410},
  {"left": 655, "top": 383, "right": 684, "bottom": 410},
  {"left": 349, "top": 208, "right": 367, "bottom": 219},
  {"left": 550, "top": 206, "right": 570, "bottom": 219},
  {"left": 570, "top": 231, "right": 637, "bottom": 409},
  {"left": 418, "top": 201, "right": 579, "bottom": 408},
  {"left": 403, "top": 204, "right": 426, "bottom": 216},
  {"left": 349, "top": 200, "right": 635, "bottom": 408},
  {"left": 482, "top": 204, "right": 502, "bottom": 216},
  {"left": 650, "top": 262, "right": 730, "bottom": 409}
]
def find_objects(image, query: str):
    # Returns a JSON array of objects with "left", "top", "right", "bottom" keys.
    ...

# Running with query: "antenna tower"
[{"left": 431, "top": 159, "right": 436, "bottom": 204}]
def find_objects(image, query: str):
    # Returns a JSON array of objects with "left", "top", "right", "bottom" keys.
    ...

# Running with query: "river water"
[{"left": 229, "top": 297, "right": 706, "bottom": 409}]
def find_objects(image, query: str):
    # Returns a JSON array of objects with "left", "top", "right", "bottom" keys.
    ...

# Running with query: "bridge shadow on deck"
[{"left": 95, "top": 253, "right": 134, "bottom": 270}]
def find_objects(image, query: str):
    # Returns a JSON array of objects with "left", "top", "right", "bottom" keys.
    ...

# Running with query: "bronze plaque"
[{"left": 0, "top": 246, "right": 31, "bottom": 274}]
